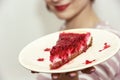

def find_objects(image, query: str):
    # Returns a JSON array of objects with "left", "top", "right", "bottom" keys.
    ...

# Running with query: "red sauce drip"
[
  {"left": 37, "top": 58, "right": 44, "bottom": 61},
  {"left": 99, "top": 42, "right": 111, "bottom": 52},
  {"left": 85, "top": 59, "right": 96, "bottom": 64},
  {"left": 104, "top": 43, "right": 110, "bottom": 49},
  {"left": 44, "top": 48, "right": 51, "bottom": 51}
]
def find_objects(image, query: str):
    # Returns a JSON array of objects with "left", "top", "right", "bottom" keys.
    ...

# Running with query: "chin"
[
  {"left": 58, "top": 17, "right": 71, "bottom": 20},
  {"left": 56, "top": 14, "right": 72, "bottom": 20},
  {"left": 54, "top": 10, "right": 75, "bottom": 20}
]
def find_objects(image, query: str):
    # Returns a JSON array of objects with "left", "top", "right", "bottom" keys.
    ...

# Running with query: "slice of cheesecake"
[{"left": 50, "top": 32, "right": 92, "bottom": 69}]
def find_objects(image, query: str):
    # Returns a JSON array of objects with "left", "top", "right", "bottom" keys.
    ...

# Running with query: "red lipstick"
[{"left": 55, "top": 3, "right": 70, "bottom": 11}]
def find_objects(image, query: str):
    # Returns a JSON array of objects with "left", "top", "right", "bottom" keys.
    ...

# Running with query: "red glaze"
[
  {"left": 99, "top": 42, "right": 110, "bottom": 52},
  {"left": 44, "top": 48, "right": 51, "bottom": 51},
  {"left": 85, "top": 60, "right": 96, "bottom": 64},
  {"left": 50, "top": 32, "right": 91, "bottom": 63},
  {"left": 37, "top": 58, "right": 44, "bottom": 61}
]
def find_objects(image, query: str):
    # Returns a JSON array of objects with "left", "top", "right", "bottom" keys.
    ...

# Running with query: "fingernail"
[
  {"left": 69, "top": 73, "right": 77, "bottom": 77},
  {"left": 91, "top": 68, "right": 96, "bottom": 72},
  {"left": 52, "top": 75, "right": 58, "bottom": 79}
]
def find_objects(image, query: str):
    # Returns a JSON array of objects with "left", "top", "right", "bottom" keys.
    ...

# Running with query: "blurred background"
[{"left": 0, "top": 0, "right": 120, "bottom": 80}]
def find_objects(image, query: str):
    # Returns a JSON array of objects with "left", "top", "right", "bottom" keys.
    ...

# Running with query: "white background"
[{"left": 0, "top": 0, "right": 120, "bottom": 80}]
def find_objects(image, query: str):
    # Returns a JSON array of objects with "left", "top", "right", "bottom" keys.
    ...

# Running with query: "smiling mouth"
[{"left": 55, "top": 3, "right": 70, "bottom": 11}]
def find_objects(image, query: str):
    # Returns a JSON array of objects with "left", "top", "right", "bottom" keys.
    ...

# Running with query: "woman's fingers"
[
  {"left": 65, "top": 71, "right": 78, "bottom": 78},
  {"left": 51, "top": 71, "right": 78, "bottom": 80},
  {"left": 31, "top": 67, "right": 95, "bottom": 80},
  {"left": 81, "top": 66, "right": 96, "bottom": 74},
  {"left": 51, "top": 66, "right": 95, "bottom": 80},
  {"left": 51, "top": 73, "right": 61, "bottom": 80}
]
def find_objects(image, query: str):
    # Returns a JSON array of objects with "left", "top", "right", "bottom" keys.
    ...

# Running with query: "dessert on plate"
[{"left": 50, "top": 32, "right": 92, "bottom": 69}]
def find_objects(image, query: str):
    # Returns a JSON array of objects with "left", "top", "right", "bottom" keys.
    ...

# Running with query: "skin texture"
[{"left": 44, "top": 0, "right": 100, "bottom": 80}]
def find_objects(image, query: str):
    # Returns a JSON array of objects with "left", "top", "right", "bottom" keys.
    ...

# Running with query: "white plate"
[{"left": 19, "top": 28, "right": 120, "bottom": 73}]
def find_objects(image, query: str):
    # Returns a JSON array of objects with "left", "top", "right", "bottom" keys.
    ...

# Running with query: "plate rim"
[{"left": 18, "top": 28, "right": 120, "bottom": 73}]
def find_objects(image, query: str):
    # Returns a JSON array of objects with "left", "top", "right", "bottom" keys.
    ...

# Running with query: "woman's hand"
[
  {"left": 81, "top": 66, "right": 96, "bottom": 74},
  {"left": 51, "top": 66, "right": 95, "bottom": 80},
  {"left": 30, "top": 67, "right": 96, "bottom": 80},
  {"left": 52, "top": 71, "right": 78, "bottom": 80}
]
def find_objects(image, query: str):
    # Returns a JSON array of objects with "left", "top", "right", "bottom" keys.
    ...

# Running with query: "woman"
[{"left": 35, "top": 0, "right": 120, "bottom": 80}]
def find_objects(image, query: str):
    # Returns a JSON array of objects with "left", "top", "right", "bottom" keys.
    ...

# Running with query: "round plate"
[{"left": 18, "top": 28, "right": 120, "bottom": 73}]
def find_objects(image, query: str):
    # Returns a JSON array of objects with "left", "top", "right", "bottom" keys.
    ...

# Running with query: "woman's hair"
[{"left": 91, "top": 0, "right": 95, "bottom": 2}]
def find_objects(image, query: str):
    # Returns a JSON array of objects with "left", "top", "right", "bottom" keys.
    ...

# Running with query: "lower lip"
[{"left": 55, "top": 3, "right": 70, "bottom": 11}]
